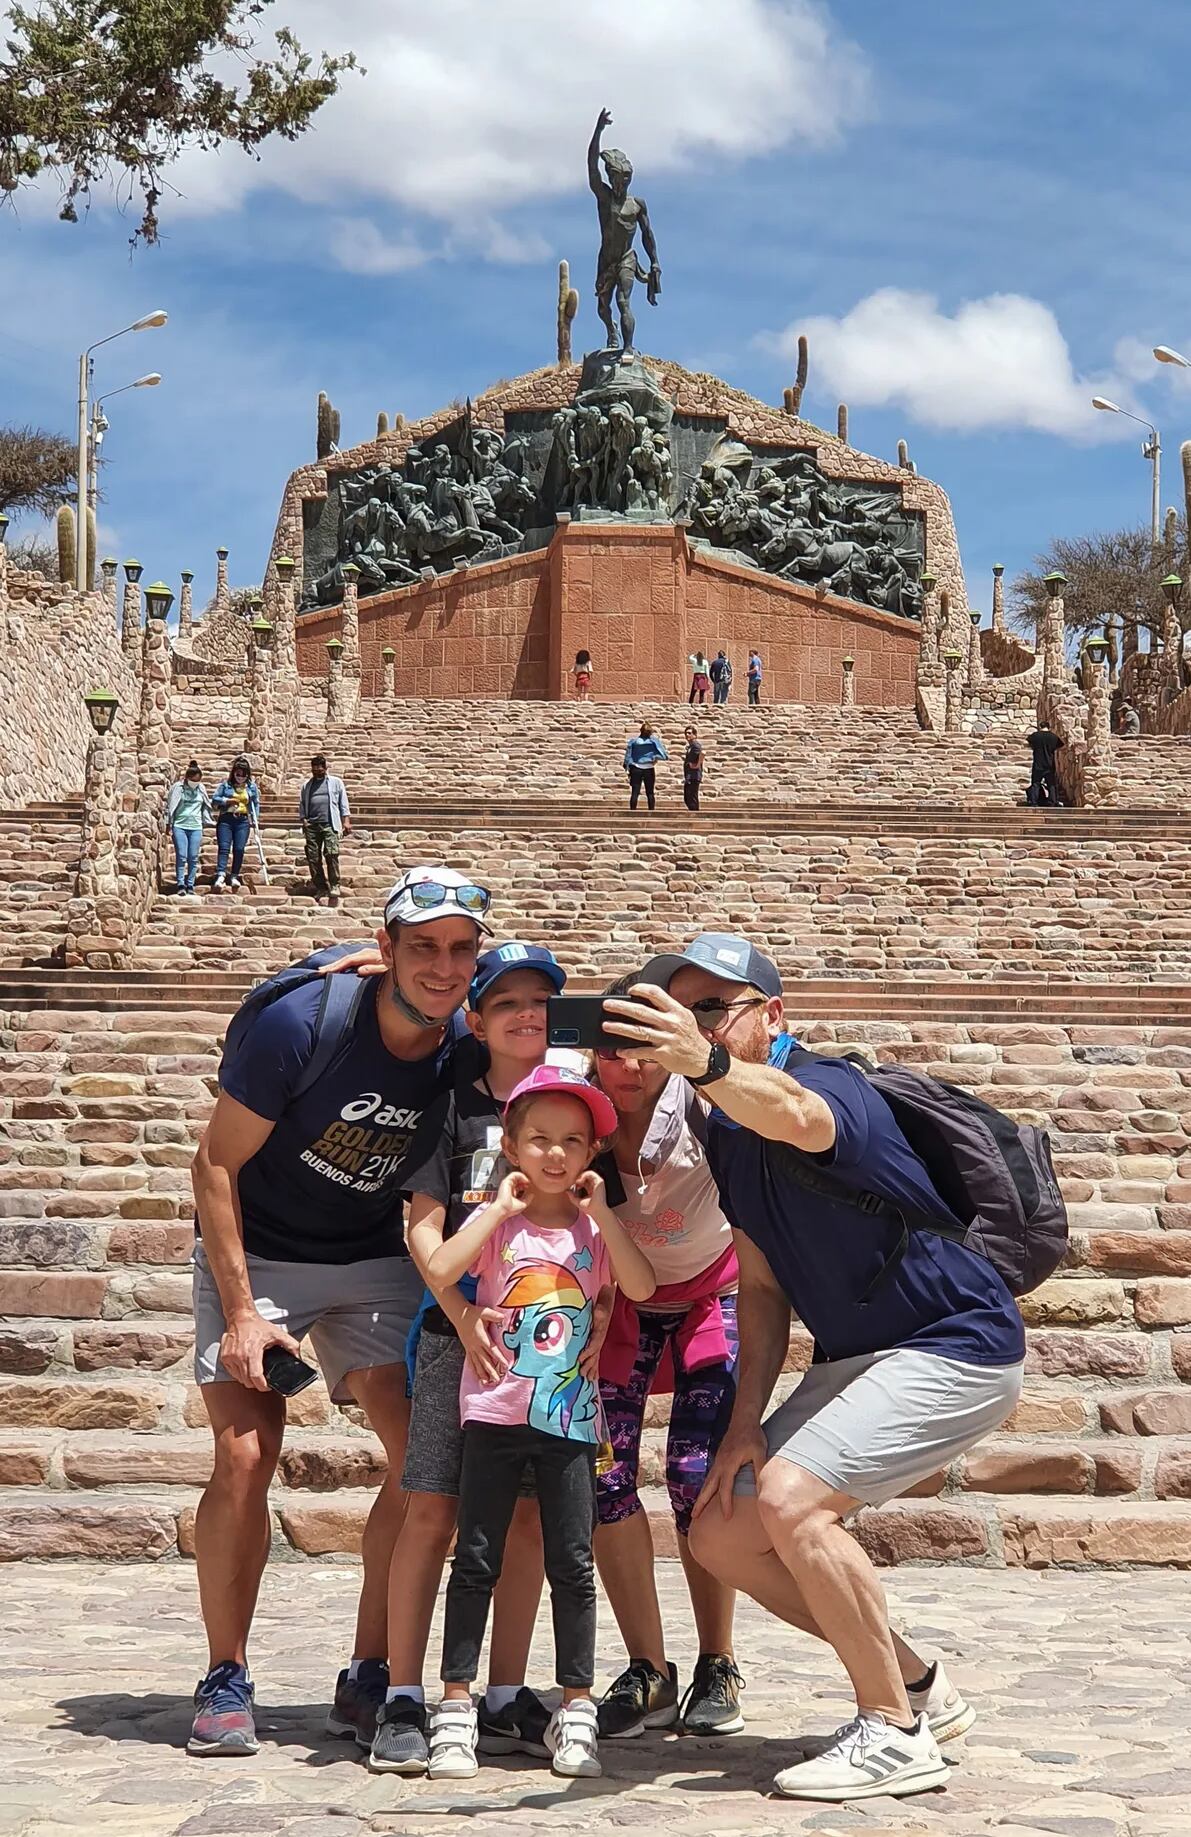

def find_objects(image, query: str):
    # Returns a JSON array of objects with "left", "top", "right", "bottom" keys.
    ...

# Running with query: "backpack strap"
[{"left": 291, "top": 971, "right": 368, "bottom": 1102}]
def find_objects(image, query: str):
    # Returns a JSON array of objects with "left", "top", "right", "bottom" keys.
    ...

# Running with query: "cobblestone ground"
[{"left": 1, "top": 1561, "right": 1186, "bottom": 1837}]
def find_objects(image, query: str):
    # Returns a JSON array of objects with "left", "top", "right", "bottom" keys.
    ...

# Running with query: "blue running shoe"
[{"left": 188, "top": 1660, "right": 259, "bottom": 1756}]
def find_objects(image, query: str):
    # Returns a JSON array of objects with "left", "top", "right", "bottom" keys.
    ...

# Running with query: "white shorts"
[
  {"left": 193, "top": 1243, "right": 421, "bottom": 1403},
  {"left": 734, "top": 1346, "right": 1024, "bottom": 1509}
]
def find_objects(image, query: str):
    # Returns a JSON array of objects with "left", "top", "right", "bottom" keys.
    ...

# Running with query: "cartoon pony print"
[{"left": 500, "top": 1261, "right": 596, "bottom": 1440}]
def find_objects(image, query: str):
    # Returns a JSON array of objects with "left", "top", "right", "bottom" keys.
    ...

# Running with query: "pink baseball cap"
[{"left": 504, "top": 1064, "right": 617, "bottom": 1138}]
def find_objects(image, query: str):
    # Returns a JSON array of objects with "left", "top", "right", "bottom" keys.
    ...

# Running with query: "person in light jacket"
[
  {"left": 164, "top": 760, "right": 213, "bottom": 896},
  {"left": 211, "top": 755, "right": 260, "bottom": 892},
  {"left": 299, "top": 754, "right": 352, "bottom": 908},
  {"left": 623, "top": 723, "right": 668, "bottom": 811}
]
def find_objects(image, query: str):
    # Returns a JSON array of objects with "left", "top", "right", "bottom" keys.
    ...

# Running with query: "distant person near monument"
[
  {"left": 1025, "top": 722, "right": 1063, "bottom": 806},
  {"left": 683, "top": 726, "right": 705, "bottom": 811},
  {"left": 299, "top": 754, "right": 352, "bottom": 908},
  {"left": 624, "top": 723, "right": 669, "bottom": 810},
  {"left": 588, "top": 108, "right": 661, "bottom": 353},
  {"left": 748, "top": 649, "right": 763, "bottom": 706},
  {"left": 574, "top": 650, "right": 594, "bottom": 701},
  {"left": 688, "top": 651, "right": 711, "bottom": 705},
  {"left": 710, "top": 650, "right": 733, "bottom": 705}
]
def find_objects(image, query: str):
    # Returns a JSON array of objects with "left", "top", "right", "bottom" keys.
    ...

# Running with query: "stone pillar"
[
  {"left": 338, "top": 563, "right": 362, "bottom": 720},
  {"left": 840, "top": 654, "right": 855, "bottom": 709},
  {"left": 268, "top": 556, "right": 299, "bottom": 792},
  {"left": 1105, "top": 614, "right": 1119, "bottom": 687},
  {"left": 214, "top": 546, "right": 230, "bottom": 614},
  {"left": 0, "top": 513, "right": 8, "bottom": 616},
  {"left": 967, "top": 610, "right": 985, "bottom": 688},
  {"left": 991, "top": 563, "right": 1006, "bottom": 635},
  {"left": 942, "top": 648, "right": 964, "bottom": 733},
  {"left": 177, "top": 570, "right": 194, "bottom": 646},
  {"left": 66, "top": 722, "right": 121, "bottom": 967},
  {"left": 1041, "top": 572, "right": 1067, "bottom": 688},
  {"left": 1083, "top": 639, "right": 1120, "bottom": 806},
  {"left": 245, "top": 621, "right": 275, "bottom": 772},
  {"left": 137, "top": 586, "right": 174, "bottom": 801},
  {"left": 121, "top": 561, "right": 143, "bottom": 663},
  {"left": 326, "top": 638, "right": 347, "bottom": 722},
  {"left": 100, "top": 558, "right": 118, "bottom": 627},
  {"left": 919, "top": 570, "right": 940, "bottom": 669},
  {"left": 1161, "top": 575, "right": 1184, "bottom": 696},
  {"left": 382, "top": 646, "right": 396, "bottom": 698}
]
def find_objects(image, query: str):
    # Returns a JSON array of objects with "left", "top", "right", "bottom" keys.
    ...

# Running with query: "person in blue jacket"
[{"left": 622, "top": 723, "right": 669, "bottom": 811}]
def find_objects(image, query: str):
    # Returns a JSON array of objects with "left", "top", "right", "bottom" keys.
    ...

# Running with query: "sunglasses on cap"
[{"left": 404, "top": 880, "right": 491, "bottom": 916}]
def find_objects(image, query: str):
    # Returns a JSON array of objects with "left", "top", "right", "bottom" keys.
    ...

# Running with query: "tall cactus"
[
  {"left": 376, "top": 411, "right": 389, "bottom": 436},
  {"left": 837, "top": 403, "right": 849, "bottom": 445},
  {"left": 317, "top": 390, "right": 341, "bottom": 460},
  {"left": 557, "top": 259, "right": 579, "bottom": 364},
  {"left": 898, "top": 439, "right": 911, "bottom": 469},
  {"left": 56, "top": 505, "right": 74, "bottom": 583},
  {"left": 1182, "top": 442, "right": 1191, "bottom": 554},
  {"left": 788, "top": 333, "right": 809, "bottom": 414},
  {"left": 86, "top": 506, "right": 96, "bottom": 588}
]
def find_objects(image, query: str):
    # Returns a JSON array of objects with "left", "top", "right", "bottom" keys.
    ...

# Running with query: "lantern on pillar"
[
  {"left": 83, "top": 689, "right": 119, "bottom": 735},
  {"left": 123, "top": 559, "right": 144, "bottom": 584},
  {"left": 143, "top": 581, "right": 174, "bottom": 621},
  {"left": 251, "top": 616, "right": 275, "bottom": 651}
]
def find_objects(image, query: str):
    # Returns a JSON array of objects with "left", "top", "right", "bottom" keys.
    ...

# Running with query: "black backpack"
[{"left": 775, "top": 1047, "right": 1068, "bottom": 1298}]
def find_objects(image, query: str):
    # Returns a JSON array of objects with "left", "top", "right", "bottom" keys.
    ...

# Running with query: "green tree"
[
  {"left": 0, "top": 1, "right": 356, "bottom": 245},
  {"left": 1012, "top": 521, "right": 1188, "bottom": 644},
  {"left": 0, "top": 424, "right": 76, "bottom": 517}
]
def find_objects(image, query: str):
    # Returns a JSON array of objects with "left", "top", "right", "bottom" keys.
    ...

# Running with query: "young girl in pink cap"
[{"left": 424, "top": 1065, "right": 656, "bottom": 1782}]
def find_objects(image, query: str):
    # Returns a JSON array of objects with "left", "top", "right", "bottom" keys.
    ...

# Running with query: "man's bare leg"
[
  {"left": 346, "top": 1364, "right": 411, "bottom": 1661},
  {"left": 194, "top": 1383, "right": 285, "bottom": 1668}
]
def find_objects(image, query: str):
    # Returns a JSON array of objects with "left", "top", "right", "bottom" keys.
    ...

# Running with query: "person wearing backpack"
[
  {"left": 603, "top": 933, "right": 1038, "bottom": 1805},
  {"left": 186, "top": 865, "right": 492, "bottom": 1761},
  {"left": 709, "top": 650, "right": 732, "bottom": 705}
]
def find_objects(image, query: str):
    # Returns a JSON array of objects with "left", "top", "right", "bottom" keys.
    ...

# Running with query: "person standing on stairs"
[
  {"left": 186, "top": 866, "right": 491, "bottom": 1760},
  {"left": 682, "top": 726, "right": 705, "bottom": 812},
  {"left": 211, "top": 754, "right": 260, "bottom": 892},
  {"left": 623, "top": 722, "right": 668, "bottom": 811},
  {"left": 1025, "top": 722, "right": 1063, "bottom": 807},
  {"left": 688, "top": 651, "right": 712, "bottom": 705},
  {"left": 710, "top": 650, "right": 733, "bottom": 705},
  {"left": 747, "top": 649, "right": 763, "bottom": 707},
  {"left": 300, "top": 754, "right": 352, "bottom": 909},
  {"left": 164, "top": 761, "right": 212, "bottom": 897},
  {"left": 602, "top": 934, "right": 1024, "bottom": 1804},
  {"left": 590, "top": 973, "right": 745, "bottom": 1744}
]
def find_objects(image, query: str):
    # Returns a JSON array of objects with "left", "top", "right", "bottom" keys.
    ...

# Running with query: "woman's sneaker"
[
  {"left": 596, "top": 1660, "right": 679, "bottom": 1738},
  {"left": 368, "top": 1695, "right": 429, "bottom": 1774},
  {"left": 680, "top": 1653, "right": 745, "bottom": 1735},
  {"left": 326, "top": 1659, "right": 389, "bottom": 1747},
  {"left": 773, "top": 1712, "right": 949, "bottom": 1801},
  {"left": 229, "top": 875, "right": 242, "bottom": 891},
  {"left": 428, "top": 1699, "right": 479, "bottom": 1779},
  {"left": 545, "top": 1699, "right": 601, "bottom": 1778},
  {"left": 477, "top": 1687, "right": 551, "bottom": 1757},
  {"left": 907, "top": 1662, "right": 975, "bottom": 1743},
  {"left": 187, "top": 1661, "right": 259, "bottom": 1756},
  {"left": 212, "top": 874, "right": 225, "bottom": 893}
]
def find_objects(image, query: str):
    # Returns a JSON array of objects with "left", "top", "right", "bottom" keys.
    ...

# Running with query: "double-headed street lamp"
[
  {"left": 1091, "top": 397, "right": 1161, "bottom": 546},
  {"left": 89, "top": 375, "right": 161, "bottom": 513},
  {"left": 75, "top": 311, "right": 167, "bottom": 591}
]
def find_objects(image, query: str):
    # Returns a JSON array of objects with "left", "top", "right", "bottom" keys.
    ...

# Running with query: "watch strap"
[{"left": 690, "top": 1040, "right": 729, "bottom": 1088}]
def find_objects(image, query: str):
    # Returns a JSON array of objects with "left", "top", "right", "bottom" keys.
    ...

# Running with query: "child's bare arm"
[{"left": 425, "top": 1172, "right": 528, "bottom": 1286}]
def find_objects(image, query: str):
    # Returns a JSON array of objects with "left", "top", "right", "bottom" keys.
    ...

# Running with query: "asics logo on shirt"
[{"left": 339, "top": 1092, "right": 421, "bottom": 1128}]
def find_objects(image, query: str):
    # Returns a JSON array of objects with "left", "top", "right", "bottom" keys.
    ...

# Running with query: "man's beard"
[{"left": 728, "top": 1021, "right": 772, "bottom": 1067}]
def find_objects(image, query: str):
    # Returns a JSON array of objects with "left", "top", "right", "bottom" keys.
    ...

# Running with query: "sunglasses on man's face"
[
  {"left": 687, "top": 995, "right": 767, "bottom": 1031},
  {"left": 405, "top": 880, "right": 491, "bottom": 915}
]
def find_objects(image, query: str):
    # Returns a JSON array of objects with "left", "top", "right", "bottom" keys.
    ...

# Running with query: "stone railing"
[{"left": 981, "top": 626, "right": 1038, "bottom": 679}]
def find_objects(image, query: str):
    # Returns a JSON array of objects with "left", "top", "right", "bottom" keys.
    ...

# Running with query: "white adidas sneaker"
[
  {"left": 908, "top": 1660, "right": 975, "bottom": 1742},
  {"left": 773, "top": 1711, "right": 950, "bottom": 1802},
  {"left": 427, "top": 1698, "right": 479, "bottom": 1779},
  {"left": 544, "top": 1698, "right": 602, "bottom": 1778}
]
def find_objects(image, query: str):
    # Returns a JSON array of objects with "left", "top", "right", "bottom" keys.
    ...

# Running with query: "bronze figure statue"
[{"left": 588, "top": 108, "right": 661, "bottom": 352}]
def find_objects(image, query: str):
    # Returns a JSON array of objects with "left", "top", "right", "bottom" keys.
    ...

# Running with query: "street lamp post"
[
  {"left": 75, "top": 311, "right": 167, "bottom": 590},
  {"left": 89, "top": 375, "right": 162, "bottom": 513},
  {"left": 1091, "top": 397, "right": 1161, "bottom": 547}
]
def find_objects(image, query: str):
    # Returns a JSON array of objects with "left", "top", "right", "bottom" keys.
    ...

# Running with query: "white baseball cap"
[{"left": 383, "top": 865, "right": 493, "bottom": 933}]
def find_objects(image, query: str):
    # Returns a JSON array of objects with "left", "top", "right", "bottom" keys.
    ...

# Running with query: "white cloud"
[
  {"left": 766, "top": 288, "right": 1133, "bottom": 439},
  {"left": 162, "top": 0, "right": 869, "bottom": 227},
  {"left": 328, "top": 218, "right": 433, "bottom": 275}
]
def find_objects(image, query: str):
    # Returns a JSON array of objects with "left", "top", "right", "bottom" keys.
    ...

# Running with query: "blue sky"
[{"left": 3, "top": 0, "right": 1190, "bottom": 622}]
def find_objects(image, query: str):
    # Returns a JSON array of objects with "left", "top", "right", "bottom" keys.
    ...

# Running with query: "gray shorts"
[
  {"left": 735, "top": 1346, "right": 1024, "bottom": 1509},
  {"left": 193, "top": 1243, "right": 421, "bottom": 1404},
  {"left": 402, "top": 1327, "right": 534, "bottom": 1498}
]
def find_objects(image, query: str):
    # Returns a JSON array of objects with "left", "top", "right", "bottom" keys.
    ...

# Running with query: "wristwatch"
[{"left": 690, "top": 1039, "right": 730, "bottom": 1088}]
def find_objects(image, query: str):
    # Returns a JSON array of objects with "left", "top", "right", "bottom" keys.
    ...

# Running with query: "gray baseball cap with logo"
[{"left": 637, "top": 931, "right": 782, "bottom": 998}]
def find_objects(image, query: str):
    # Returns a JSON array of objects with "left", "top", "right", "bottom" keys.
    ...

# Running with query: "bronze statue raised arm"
[{"left": 588, "top": 107, "right": 661, "bottom": 352}]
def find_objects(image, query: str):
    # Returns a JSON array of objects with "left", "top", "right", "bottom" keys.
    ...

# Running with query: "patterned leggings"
[{"left": 597, "top": 1293, "right": 738, "bottom": 1537}]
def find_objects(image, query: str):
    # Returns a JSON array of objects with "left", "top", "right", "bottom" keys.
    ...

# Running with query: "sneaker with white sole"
[
  {"left": 773, "top": 1712, "right": 949, "bottom": 1802},
  {"left": 908, "top": 1661, "right": 975, "bottom": 1743},
  {"left": 545, "top": 1699, "right": 602, "bottom": 1778},
  {"left": 428, "top": 1698, "right": 479, "bottom": 1779}
]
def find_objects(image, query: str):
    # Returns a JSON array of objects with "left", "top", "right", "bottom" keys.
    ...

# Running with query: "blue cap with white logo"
[
  {"left": 469, "top": 941, "right": 567, "bottom": 1008},
  {"left": 638, "top": 932, "right": 782, "bottom": 999}
]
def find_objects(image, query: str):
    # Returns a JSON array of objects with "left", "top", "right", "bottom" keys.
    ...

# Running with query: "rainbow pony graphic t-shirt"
[{"left": 459, "top": 1210, "right": 612, "bottom": 1443}]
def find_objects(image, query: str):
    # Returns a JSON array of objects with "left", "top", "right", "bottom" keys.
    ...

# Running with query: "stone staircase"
[{"left": 5, "top": 697, "right": 1191, "bottom": 1563}]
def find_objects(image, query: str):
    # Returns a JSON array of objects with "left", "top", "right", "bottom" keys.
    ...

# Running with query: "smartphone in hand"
[
  {"left": 547, "top": 994, "right": 624, "bottom": 1057},
  {"left": 262, "top": 1344, "right": 319, "bottom": 1397}
]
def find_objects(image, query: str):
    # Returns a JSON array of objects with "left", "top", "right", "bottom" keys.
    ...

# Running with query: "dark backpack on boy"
[{"left": 774, "top": 1046, "right": 1068, "bottom": 1298}]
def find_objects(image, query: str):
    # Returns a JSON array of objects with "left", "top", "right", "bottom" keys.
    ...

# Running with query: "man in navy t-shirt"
[
  {"left": 605, "top": 934, "right": 1025, "bottom": 1805},
  {"left": 186, "top": 865, "right": 490, "bottom": 1760}
]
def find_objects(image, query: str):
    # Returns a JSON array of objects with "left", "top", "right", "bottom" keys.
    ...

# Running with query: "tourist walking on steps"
[
  {"left": 603, "top": 933, "right": 1024, "bottom": 1803},
  {"left": 591, "top": 973, "right": 744, "bottom": 1743},
  {"left": 300, "top": 754, "right": 352, "bottom": 909},
  {"left": 747, "top": 649, "right": 763, "bottom": 706},
  {"left": 574, "top": 650, "right": 594, "bottom": 702},
  {"left": 368, "top": 942, "right": 568, "bottom": 1778},
  {"left": 1025, "top": 721, "right": 1063, "bottom": 806},
  {"left": 710, "top": 650, "right": 732, "bottom": 705},
  {"left": 623, "top": 722, "right": 668, "bottom": 810},
  {"left": 164, "top": 761, "right": 213, "bottom": 897},
  {"left": 688, "top": 651, "right": 711, "bottom": 705},
  {"left": 682, "top": 726, "right": 705, "bottom": 812},
  {"left": 424, "top": 1066, "right": 656, "bottom": 1781},
  {"left": 211, "top": 755, "right": 260, "bottom": 892},
  {"left": 185, "top": 865, "right": 492, "bottom": 1761}
]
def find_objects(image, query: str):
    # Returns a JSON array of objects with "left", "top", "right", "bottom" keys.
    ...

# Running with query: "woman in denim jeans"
[
  {"left": 164, "top": 760, "right": 213, "bottom": 895},
  {"left": 210, "top": 754, "right": 260, "bottom": 892}
]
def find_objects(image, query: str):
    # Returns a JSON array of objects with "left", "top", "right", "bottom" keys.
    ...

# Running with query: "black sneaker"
[
  {"left": 681, "top": 1653, "right": 745, "bottom": 1735},
  {"left": 477, "top": 1686, "right": 552, "bottom": 1758},
  {"left": 367, "top": 1694, "right": 430, "bottom": 1774},
  {"left": 326, "top": 1659, "right": 389, "bottom": 1748},
  {"left": 597, "top": 1660, "right": 679, "bottom": 1739}
]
